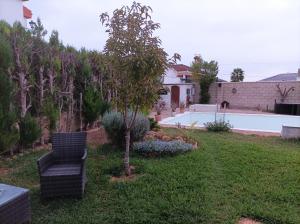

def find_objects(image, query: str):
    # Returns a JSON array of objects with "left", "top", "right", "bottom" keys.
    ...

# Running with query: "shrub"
[
  {"left": 204, "top": 120, "right": 233, "bottom": 132},
  {"left": 133, "top": 140, "right": 193, "bottom": 156},
  {"left": 0, "top": 72, "right": 19, "bottom": 153},
  {"left": 83, "top": 87, "right": 110, "bottom": 127},
  {"left": 43, "top": 98, "right": 59, "bottom": 132},
  {"left": 0, "top": 32, "right": 12, "bottom": 71},
  {"left": 102, "top": 111, "right": 150, "bottom": 146},
  {"left": 100, "top": 101, "right": 111, "bottom": 117},
  {"left": 19, "top": 115, "right": 41, "bottom": 148},
  {"left": 148, "top": 118, "right": 160, "bottom": 130},
  {"left": 0, "top": 109, "right": 19, "bottom": 153}
]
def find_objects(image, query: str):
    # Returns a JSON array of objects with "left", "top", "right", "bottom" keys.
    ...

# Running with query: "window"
[{"left": 186, "top": 88, "right": 191, "bottom": 95}]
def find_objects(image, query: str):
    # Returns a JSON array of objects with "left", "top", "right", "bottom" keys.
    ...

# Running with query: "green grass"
[{"left": 1, "top": 129, "right": 300, "bottom": 224}]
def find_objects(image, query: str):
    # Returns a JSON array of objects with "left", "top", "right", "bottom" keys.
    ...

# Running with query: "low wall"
[
  {"left": 209, "top": 81, "right": 300, "bottom": 111},
  {"left": 281, "top": 126, "right": 300, "bottom": 139}
]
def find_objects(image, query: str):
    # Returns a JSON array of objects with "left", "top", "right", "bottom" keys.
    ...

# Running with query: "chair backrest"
[{"left": 52, "top": 132, "right": 87, "bottom": 162}]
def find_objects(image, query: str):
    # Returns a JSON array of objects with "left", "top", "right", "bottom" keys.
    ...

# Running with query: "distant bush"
[
  {"left": 133, "top": 140, "right": 193, "bottom": 156},
  {"left": 0, "top": 71, "right": 19, "bottom": 153},
  {"left": 19, "top": 115, "right": 41, "bottom": 148},
  {"left": 102, "top": 111, "right": 150, "bottom": 146},
  {"left": 148, "top": 117, "right": 160, "bottom": 130},
  {"left": 83, "top": 87, "right": 110, "bottom": 127},
  {"left": 0, "top": 109, "right": 19, "bottom": 153},
  {"left": 43, "top": 98, "right": 59, "bottom": 132},
  {"left": 204, "top": 120, "right": 233, "bottom": 132}
]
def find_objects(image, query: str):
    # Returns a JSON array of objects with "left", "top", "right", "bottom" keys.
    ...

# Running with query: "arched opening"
[
  {"left": 221, "top": 101, "right": 229, "bottom": 109},
  {"left": 171, "top": 86, "right": 180, "bottom": 108}
]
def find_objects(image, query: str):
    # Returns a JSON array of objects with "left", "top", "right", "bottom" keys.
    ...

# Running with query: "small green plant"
[
  {"left": 204, "top": 120, "right": 233, "bottom": 132},
  {"left": 133, "top": 140, "right": 193, "bottom": 156},
  {"left": 83, "top": 86, "right": 110, "bottom": 127},
  {"left": 102, "top": 111, "right": 150, "bottom": 146},
  {"left": 148, "top": 118, "right": 160, "bottom": 130},
  {"left": 43, "top": 97, "right": 59, "bottom": 132},
  {"left": 19, "top": 114, "right": 41, "bottom": 148}
]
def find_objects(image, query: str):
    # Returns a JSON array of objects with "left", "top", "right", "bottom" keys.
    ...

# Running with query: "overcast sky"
[{"left": 26, "top": 0, "right": 300, "bottom": 81}]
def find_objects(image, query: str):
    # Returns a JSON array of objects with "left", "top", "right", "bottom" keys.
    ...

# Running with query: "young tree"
[
  {"left": 100, "top": 2, "right": 168, "bottom": 175},
  {"left": 82, "top": 86, "right": 110, "bottom": 128},
  {"left": 230, "top": 68, "right": 244, "bottom": 82},
  {"left": 29, "top": 18, "right": 49, "bottom": 143},
  {"left": 9, "top": 22, "right": 34, "bottom": 118},
  {"left": 191, "top": 55, "right": 218, "bottom": 103},
  {"left": 30, "top": 18, "right": 48, "bottom": 114},
  {"left": 88, "top": 51, "right": 110, "bottom": 100},
  {"left": 47, "top": 30, "right": 61, "bottom": 95},
  {"left": 0, "top": 32, "right": 19, "bottom": 154},
  {"left": 59, "top": 46, "right": 77, "bottom": 131}
]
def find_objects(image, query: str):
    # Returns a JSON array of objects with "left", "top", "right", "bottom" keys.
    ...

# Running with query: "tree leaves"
[{"left": 230, "top": 68, "right": 244, "bottom": 82}]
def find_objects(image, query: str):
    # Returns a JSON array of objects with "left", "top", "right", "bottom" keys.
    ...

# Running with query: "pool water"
[{"left": 160, "top": 112, "right": 300, "bottom": 133}]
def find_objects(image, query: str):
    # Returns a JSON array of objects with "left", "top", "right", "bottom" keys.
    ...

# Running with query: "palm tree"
[{"left": 231, "top": 68, "right": 244, "bottom": 82}]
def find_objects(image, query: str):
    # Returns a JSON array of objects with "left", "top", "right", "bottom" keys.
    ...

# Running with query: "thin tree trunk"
[
  {"left": 39, "top": 116, "right": 44, "bottom": 145},
  {"left": 80, "top": 92, "right": 83, "bottom": 131},
  {"left": 49, "top": 70, "right": 54, "bottom": 95},
  {"left": 124, "top": 129, "right": 131, "bottom": 176},
  {"left": 39, "top": 66, "right": 45, "bottom": 144},
  {"left": 19, "top": 72, "right": 27, "bottom": 118},
  {"left": 58, "top": 99, "right": 63, "bottom": 132},
  {"left": 39, "top": 66, "right": 44, "bottom": 108}
]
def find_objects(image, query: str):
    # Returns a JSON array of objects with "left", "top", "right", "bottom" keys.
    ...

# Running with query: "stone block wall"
[{"left": 209, "top": 81, "right": 300, "bottom": 111}]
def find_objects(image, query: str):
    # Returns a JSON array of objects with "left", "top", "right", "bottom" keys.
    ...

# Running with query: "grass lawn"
[{"left": 1, "top": 129, "right": 300, "bottom": 224}]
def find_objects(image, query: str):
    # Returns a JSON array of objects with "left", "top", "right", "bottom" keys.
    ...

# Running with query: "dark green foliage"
[
  {"left": 102, "top": 111, "right": 150, "bottom": 146},
  {"left": 0, "top": 72, "right": 19, "bottom": 153},
  {"left": 99, "top": 100, "right": 111, "bottom": 117},
  {"left": 43, "top": 98, "right": 59, "bottom": 132},
  {"left": 133, "top": 140, "right": 193, "bottom": 156},
  {"left": 231, "top": 68, "right": 245, "bottom": 82},
  {"left": 199, "top": 76, "right": 214, "bottom": 103},
  {"left": 148, "top": 117, "right": 160, "bottom": 130},
  {"left": 204, "top": 120, "right": 233, "bottom": 132},
  {"left": 191, "top": 56, "right": 218, "bottom": 104},
  {"left": 19, "top": 115, "right": 41, "bottom": 147},
  {"left": 0, "top": 110, "right": 19, "bottom": 153},
  {"left": 83, "top": 87, "right": 110, "bottom": 126},
  {"left": 0, "top": 33, "right": 12, "bottom": 71}
]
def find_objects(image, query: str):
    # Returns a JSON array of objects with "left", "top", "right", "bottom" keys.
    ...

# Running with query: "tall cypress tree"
[{"left": 0, "top": 33, "right": 19, "bottom": 154}]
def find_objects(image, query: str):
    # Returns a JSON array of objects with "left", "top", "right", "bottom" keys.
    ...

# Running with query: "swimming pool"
[{"left": 160, "top": 112, "right": 300, "bottom": 133}]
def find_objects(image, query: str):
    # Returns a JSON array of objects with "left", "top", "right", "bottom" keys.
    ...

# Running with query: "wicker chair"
[{"left": 37, "top": 132, "right": 87, "bottom": 199}]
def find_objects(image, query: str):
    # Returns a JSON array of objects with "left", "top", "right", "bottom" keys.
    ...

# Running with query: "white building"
[
  {"left": 0, "top": 0, "right": 32, "bottom": 27},
  {"left": 160, "top": 64, "right": 195, "bottom": 108}
]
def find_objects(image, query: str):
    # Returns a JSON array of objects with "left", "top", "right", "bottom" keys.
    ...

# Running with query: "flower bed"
[
  {"left": 133, "top": 140, "right": 193, "bottom": 156},
  {"left": 144, "top": 131, "right": 198, "bottom": 149}
]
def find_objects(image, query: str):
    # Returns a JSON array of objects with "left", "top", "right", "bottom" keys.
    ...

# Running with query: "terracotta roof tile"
[
  {"left": 23, "top": 6, "right": 32, "bottom": 19},
  {"left": 171, "top": 64, "right": 191, "bottom": 72}
]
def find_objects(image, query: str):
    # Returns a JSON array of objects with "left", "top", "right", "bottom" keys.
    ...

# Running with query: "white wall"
[
  {"left": 163, "top": 68, "right": 181, "bottom": 84},
  {"left": 160, "top": 84, "right": 194, "bottom": 107},
  {"left": 179, "top": 85, "right": 193, "bottom": 104},
  {"left": 160, "top": 68, "right": 194, "bottom": 107},
  {"left": 160, "top": 92, "right": 171, "bottom": 106},
  {"left": 0, "top": 0, "right": 26, "bottom": 27}
]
